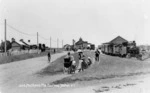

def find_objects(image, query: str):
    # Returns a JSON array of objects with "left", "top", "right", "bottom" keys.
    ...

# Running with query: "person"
[
  {"left": 87, "top": 57, "right": 92, "bottom": 66},
  {"left": 54, "top": 49, "right": 56, "bottom": 54},
  {"left": 95, "top": 49, "right": 100, "bottom": 61},
  {"left": 78, "top": 51, "right": 85, "bottom": 60},
  {"left": 78, "top": 51, "right": 86, "bottom": 72},
  {"left": 64, "top": 52, "right": 74, "bottom": 74},
  {"left": 70, "top": 59, "right": 76, "bottom": 73},
  {"left": 47, "top": 52, "right": 51, "bottom": 62}
]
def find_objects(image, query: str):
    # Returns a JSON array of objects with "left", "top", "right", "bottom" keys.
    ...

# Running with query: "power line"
[
  {"left": 6, "top": 23, "right": 63, "bottom": 47},
  {"left": 38, "top": 35, "right": 61, "bottom": 43},
  {"left": 38, "top": 34, "right": 49, "bottom": 41},
  {"left": 52, "top": 39, "right": 57, "bottom": 42},
  {"left": 6, "top": 24, "right": 36, "bottom": 37}
]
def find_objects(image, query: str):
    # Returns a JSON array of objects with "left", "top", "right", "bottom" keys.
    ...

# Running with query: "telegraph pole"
[
  {"left": 37, "top": 32, "right": 39, "bottom": 48},
  {"left": 50, "top": 37, "right": 51, "bottom": 49},
  {"left": 62, "top": 40, "right": 63, "bottom": 48},
  {"left": 57, "top": 38, "right": 58, "bottom": 49},
  {"left": 4, "top": 19, "right": 7, "bottom": 53},
  {"left": 58, "top": 39, "right": 59, "bottom": 48}
]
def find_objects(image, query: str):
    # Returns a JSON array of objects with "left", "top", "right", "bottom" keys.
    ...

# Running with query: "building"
[
  {"left": 101, "top": 36, "right": 128, "bottom": 55},
  {"left": 19, "top": 39, "right": 30, "bottom": 49},
  {"left": 74, "top": 38, "right": 95, "bottom": 50},
  {"left": 11, "top": 41, "right": 22, "bottom": 51},
  {"left": 11, "top": 38, "right": 30, "bottom": 51},
  {"left": 30, "top": 45, "right": 38, "bottom": 49},
  {"left": 63, "top": 44, "right": 71, "bottom": 51}
]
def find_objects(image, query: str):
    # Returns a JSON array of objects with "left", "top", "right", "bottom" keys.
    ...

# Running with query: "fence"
[{"left": 0, "top": 49, "right": 41, "bottom": 58}]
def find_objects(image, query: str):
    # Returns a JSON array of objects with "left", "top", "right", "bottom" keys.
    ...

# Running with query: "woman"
[
  {"left": 78, "top": 51, "right": 86, "bottom": 72},
  {"left": 64, "top": 52, "right": 73, "bottom": 74}
]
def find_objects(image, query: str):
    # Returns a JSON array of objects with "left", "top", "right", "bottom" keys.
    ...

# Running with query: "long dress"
[
  {"left": 64, "top": 56, "right": 72, "bottom": 68},
  {"left": 77, "top": 60, "right": 83, "bottom": 70}
]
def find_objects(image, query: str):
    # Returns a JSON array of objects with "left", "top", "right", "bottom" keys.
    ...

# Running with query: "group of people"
[
  {"left": 63, "top": 51, "right": 92, "bottom": 74},
  {"left": 48, "top": 48, "right": 101, "bottom": 74}
]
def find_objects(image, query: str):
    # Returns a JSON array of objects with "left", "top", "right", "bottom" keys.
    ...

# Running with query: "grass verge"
[
  {"left": 38, "top": 51, "right": 95, "bottom": 76},
  {"left": 51, "top": 54, "right": 150, "bottom": 84}
]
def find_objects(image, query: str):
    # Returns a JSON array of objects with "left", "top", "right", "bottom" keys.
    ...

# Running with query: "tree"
[
  {"left": 0, "top": 45, "right": 1, "bottom": 50},
  {"left": 0, "top": 40, "right": 11, "bottom": 52}
]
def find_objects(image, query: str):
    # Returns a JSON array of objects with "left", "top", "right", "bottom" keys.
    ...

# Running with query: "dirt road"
[
  {"left": 59, "top": 74, "right": 150, "bottom": 93},
  {"left": 0, "top": 51, "right": 150, "bottom": 93},
  {"left": 0, "top": 52, "right": 69, "bottom": 93}
]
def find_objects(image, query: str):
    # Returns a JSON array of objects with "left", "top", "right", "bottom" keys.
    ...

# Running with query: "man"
[
  {"left": 54, "top": 49, "right": 56, "bottom": 54},
  {"left": 47, "top": 52, "right": 51, "bottom": 62},
  {"left": 95, "top": 49, "right": 100, "bottom": 61}
]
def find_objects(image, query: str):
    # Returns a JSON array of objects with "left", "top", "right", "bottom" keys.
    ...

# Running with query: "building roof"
[
  {"left": 63, "top": 44, "right": 71, "bottom": 48},
  {"left": 20, "top": 41, "right": 29, "bottom": 46},
  {"left": 11, "top": 40, "right": 31, "bottom": 48},
  {"left": 109, "top": 36, "right": 128, "bottom": 45},
  {"left": 75, "top": 38, "right": 89, "bottom": 45},
  {"left": 11, "top": 41, "right": 21, "bottom": 46}
]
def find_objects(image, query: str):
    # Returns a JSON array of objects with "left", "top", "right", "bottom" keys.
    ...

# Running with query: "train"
[{"left": 101, "top": 41, "right": 142, "bottom": 60}]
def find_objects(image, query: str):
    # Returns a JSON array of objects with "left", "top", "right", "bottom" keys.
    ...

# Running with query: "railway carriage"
[{"left": 101, "top": 36, "right": 141, "bottom": 60}]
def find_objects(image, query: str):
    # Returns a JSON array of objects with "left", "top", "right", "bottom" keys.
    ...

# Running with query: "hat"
[{"left": 77, "top": 49, "right": 82, "bottom": 53}]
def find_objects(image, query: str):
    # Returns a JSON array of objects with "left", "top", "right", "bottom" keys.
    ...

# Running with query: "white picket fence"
[{"left": 0, "top": 49, "right": 41, "bottom": 58}]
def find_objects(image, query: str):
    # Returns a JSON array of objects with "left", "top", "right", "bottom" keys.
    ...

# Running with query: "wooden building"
[
  {"left": 101, "top": 36, "right": 128, "bottom": 55},
  {"left": 75, "top": 38, "right": 95, "bottom": 50},
  {"left": 11, "top": 38, "right": 31, "bottom": 51},
  {"left": 11, "top": 41, "right": 22, "bottom": 51}
]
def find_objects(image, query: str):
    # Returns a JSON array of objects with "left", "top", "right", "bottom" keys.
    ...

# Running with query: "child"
[
  {"left": 71, "top": 60, "right": 76, "bottom": 73},
  {"left": 87, "top": 57, "right": 92, "bottom": 66}
]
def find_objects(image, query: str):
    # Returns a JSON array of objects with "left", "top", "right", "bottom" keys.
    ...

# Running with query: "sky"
[{"left": 0, "top": 0, "right": 150, "bottom": 47}]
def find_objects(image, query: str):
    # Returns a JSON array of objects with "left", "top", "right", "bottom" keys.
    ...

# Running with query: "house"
[
  {"left": 11, "top": 38, "right": 31, "bottom": 51},
  {"left": 75, "top": 38, "right": 89, "bottom": 49},
  {"left": 19, "top": 39, "right": 30, "bottom": 49},
  {"left": 101, "top": 36, "right": 128, "bottom": 55},
  {"left": 75, "top": 38, "right": 95, "bottom": 50},
  {"left": 109, "top": 36, "right": 128, "bottom": 45},
  {"left": 30, "top": 45, "right": 38, "bottom": 49},
  {"left": 11, "top": 41, "right": 22, "bottom": 51}
]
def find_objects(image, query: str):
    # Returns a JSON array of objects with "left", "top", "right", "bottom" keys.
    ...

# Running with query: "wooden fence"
[{"left": 0, "top": 49, "right": 41, "bottom": 58}]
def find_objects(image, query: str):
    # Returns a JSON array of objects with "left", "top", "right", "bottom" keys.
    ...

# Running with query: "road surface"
[
  {"left": 0, "top": 52, "right": 69, "bottom": 93},
  {"left": 0, "top": 52, "right": 150, "bottom": 93}
]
